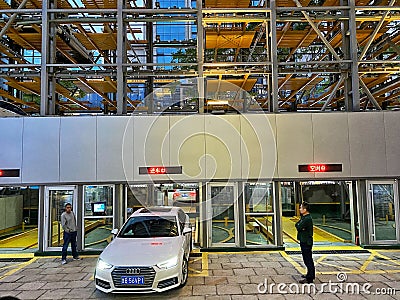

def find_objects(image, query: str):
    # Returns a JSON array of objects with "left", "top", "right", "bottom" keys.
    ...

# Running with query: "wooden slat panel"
[
  {"left": 73, "top": 80, "right": 117, "bottom": 93},
  {"left": 206, "top": 78, "right": 257, "bottom": 92},
  {"left": 82, "top": 0, "right": 116, "bottom": 9},
  {"left": 206, "top": 31, "right": 256, "bottom": 49},
  {"left": 25, "top": 0, "right": 72, "bottom": 9},
  {"left": 75, "top": 33, "right": 117, "bottom": 50},
  {"left": 279, "top": 77, "right": 323, "bottom": 90},
  {"left": 204, "top": 0, "right": 251, "bottom": 8},
  {"left": 6, "top": 33, "right": 73, "bottom": 51},
  {"left": 0, "top": 0, "right": 10, "bottom": 9},
  {"left": 277, "top": 30, "right": 317, "bottom": 48},
  {"left": 276, "top": 0, "right": 310, "bottom": 7}
]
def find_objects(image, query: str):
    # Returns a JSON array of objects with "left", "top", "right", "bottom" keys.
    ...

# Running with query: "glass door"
[
  {"left": 44, "top": 186, "right": 77, "bottom": 250},
  {"left": 206, "top": 183, "right": 238, "bottom": 247},
  {"left": 367, "top": 181, "right": 399, "bottom": 244}
]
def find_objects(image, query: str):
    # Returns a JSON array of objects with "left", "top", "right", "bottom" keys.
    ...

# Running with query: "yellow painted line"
[
  {"left": 199, "top": 252, "right": 209, "bottom": 277},
  {"left": 314, "top": 254, "right": 327, "bottom": 266},
  {"left": 0, "top": 253, "right": 34, "bottom": 259},
  {"left": 188, "top": 256, "right": 205, "bottom": 275},
  {"left": 280, "top": 251, "right": 305, "bottom": 274},
  {"left": 374, "top": 251, "right": 400, "bottom": 267},
  {"left": 212, "top": 225, "right": 234, "bottom": 244},
  {"left": 0, "top": 257, "right": 38, "bottom": 281},
  {"left": 317, "top": 261, "right": 354, "bottom": 271},
  {"left": 360, "top": 252, "right": 375, "bottom": 272}
]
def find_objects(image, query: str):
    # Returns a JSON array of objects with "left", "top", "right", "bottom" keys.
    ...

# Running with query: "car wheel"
[{"left": 180, "top": 257, "right": 188, "bottom": 287}]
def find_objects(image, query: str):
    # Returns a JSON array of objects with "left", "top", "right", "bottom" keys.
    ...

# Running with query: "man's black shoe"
[
  {"left": 301, "top": 275, "right": 306, "bottom": 278},
  {"left": 299, "top": 278, "right": 313, "bottom": 284}
]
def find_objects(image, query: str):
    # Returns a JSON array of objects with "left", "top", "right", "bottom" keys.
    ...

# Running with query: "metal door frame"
[
  {"left": 206, "top": 182, "right": 239, "bottom": 247},
  {"left": 44, "top": 186, "right": 78, "bottom": 251},
  {"left": 367, "top": 180, "right": 399, "bottom": 244}
]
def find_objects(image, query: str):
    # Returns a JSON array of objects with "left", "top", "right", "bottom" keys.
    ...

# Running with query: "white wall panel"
[
  {"left": 348, "top": 112, "right": 387, "bottom": 177},
  {"left": 22, "top": 117, "right": 60, "bottom": 183},
  {"left": 240, "top": 114, "right": 277, "bottom": 179},
  {"left": 97, "top": 116, "right": 134, "bottom": 182},
  {"left": 205, "top": 115, "right": 241, "bottom": 180},
  {"left": 276, "top": 114, "right": 314, "bottom": 178},
  {"left": 60, "top": 117, "right": 96, "bottom": 182},
  {"left": 133, "top": 116, "right": 170, "bottom": 181},
  {"left": 312, "top": 113, "right": 351, "bottom": 178},
  {"left": 168, "top": 115, "right": 205, "bottom": 181},
  {"left": 0, "top": 118, "right": 23, "bottom": 184},
  {"left": 0, "top": 199, "right": 5, "bottom": 230},
  {"left": 384, "top": 112, "right": 400, "bottom": 176}
]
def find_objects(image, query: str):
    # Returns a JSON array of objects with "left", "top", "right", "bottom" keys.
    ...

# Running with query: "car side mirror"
[
  {"left": 111, "top": 228, "right": 119, "bottom": 236},
  {"left": 183, "top": 227, "right": 192, "bottom": 234}
]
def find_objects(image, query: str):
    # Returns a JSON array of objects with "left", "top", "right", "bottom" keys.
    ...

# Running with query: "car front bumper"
[{"left": 95, "top": 264, "right": 181, "bottom": 293}]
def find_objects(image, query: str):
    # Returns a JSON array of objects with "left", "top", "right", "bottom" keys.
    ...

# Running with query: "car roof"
[{"left": 131, "top": 206, "right": 182, "bottom": 217}]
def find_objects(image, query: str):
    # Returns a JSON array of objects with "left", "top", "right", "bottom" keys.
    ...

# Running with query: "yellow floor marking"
[
  {"left": 373, "top": 251, "right": 400, "bottom": 266},
  {"left": 200, "top": 252, "right": 209, "bottom": 277},
  {"left": 317, "top": 261, "right": 354, "bottom": 271},
  {"left": 0, "top": 257, "right": 38, "bottom": 281},
  {"left": 212, "top": 225, "right": 235, "bottom": 244},
  {"left": 0, "top": 253, "right": 34, "bottom": 259},
  {"left": 188, "top": 257, "right": 203, "bottom": 274},
  {"left": 282, "top": 217, "right": 343, "bottom": 243},
  {"left": 360, "top": 253, "right": 375, "bottom": 272},
  {"left": 315, "top": 254, "right": 327, "bottom": 266},
  {"left": 280, "top": 251, "right": 305, "bottom": 274}
]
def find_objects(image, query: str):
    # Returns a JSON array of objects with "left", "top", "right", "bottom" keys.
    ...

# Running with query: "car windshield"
[{"left": 118, "top": 216, "right": 179, "bottom": 238}]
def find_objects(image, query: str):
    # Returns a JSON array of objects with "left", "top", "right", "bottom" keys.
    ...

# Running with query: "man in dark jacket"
[{"left": 295, "top": 202, "right": 315, "bottom": 283}]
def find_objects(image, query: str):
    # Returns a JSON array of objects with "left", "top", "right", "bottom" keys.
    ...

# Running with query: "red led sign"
[
  {"left": 139, "top": 166, "right": 182, "bottom": 175},
  {"left": 298, "top": 164, "right": 342, "bottom": 173},
  {"left": 0, "top": 169, "right": 20, "bottom": 177}
]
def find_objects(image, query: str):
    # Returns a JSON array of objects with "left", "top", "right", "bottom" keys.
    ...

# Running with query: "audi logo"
[{"left": 126, "top": 268, "right": 141, "bottom": 274}]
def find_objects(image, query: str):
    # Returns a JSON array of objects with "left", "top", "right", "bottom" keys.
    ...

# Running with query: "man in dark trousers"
[
  {"left": 295, "top": 201, "right": 315, "bottom": 283},
  {"left": 61, "top": 203, "right": 81, "bottom": 265}
]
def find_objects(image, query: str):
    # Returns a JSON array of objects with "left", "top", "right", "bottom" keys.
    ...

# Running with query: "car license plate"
[
  {"left": 121, "top": 276, "right": 145, "bottom": 285},
  {"left": 182, "top": 194, "right": 188, "bottom": 197}
]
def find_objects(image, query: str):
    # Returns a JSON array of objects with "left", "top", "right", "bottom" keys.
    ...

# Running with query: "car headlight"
[
  {"left": 97, "top": 258, "right": 113, "bottom": 270},
  {"left": 157, "top": 256, "right": 179, "bottom": 269}
]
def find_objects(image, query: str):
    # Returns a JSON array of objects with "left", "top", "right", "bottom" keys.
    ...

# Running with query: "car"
[
  {"left": 94, "top": 206, "right": 192, "bottom": 293},
  {"left": 172, "top": 189, "right": 197, "bottom": 203}
]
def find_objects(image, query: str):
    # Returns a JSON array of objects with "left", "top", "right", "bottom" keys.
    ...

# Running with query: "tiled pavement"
[{"left": 0, "top": 250, "right": 400, "bottom": 299}]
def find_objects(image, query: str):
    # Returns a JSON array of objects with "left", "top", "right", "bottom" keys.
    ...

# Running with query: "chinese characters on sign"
[
  {"left": 298, "top": 164, "right": 342, "bottom": 173},
  {"left": 138, "top": 166, "right": 183, "bottom": 175}
]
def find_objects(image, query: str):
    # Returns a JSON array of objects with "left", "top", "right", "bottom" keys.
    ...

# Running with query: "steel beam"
[
  {"left": 293, "top": 0, "right": 341, "bottom": 61},
  {"left": 270, "top": 0, "right": 279, "bottom": 113},
  {"left": 197, "top": 0, "right": 205, "bottom": 113},
  {"left": 359, "top": 0, "right": 396, "bottom": 60},
  {"left": 321, "top": 75, "right": 345, "bottom": 111},
  {"left": 40, "top": 0, "right": 49, "bottom": 116},
  {"left": 117, "top": 0, "right": 127, "bottom": 115},
  {"left": 359, "top": 79, "right": 382, "bottom": 110}
]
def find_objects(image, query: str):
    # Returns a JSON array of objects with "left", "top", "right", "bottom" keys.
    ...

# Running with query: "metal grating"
[
  {"left": 285, "top": 250, "right": 370, "bottom": 255},
  {"left": 157, "top": 277, "right": 178, "bottom": 289},
  {"left": 0, "top": 258, "right": 32, "bottom": 262},
  {"left": 111, "top": 266, "right": 156, "bottom": 288}
]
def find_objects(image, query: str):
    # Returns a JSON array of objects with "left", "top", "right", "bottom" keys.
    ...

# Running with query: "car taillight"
[
  {"left": 173, "top": 192, "right": 180, "bottom": 199},
  {"left": 190, "top": 191, "right": 196, "bottom": 197}
]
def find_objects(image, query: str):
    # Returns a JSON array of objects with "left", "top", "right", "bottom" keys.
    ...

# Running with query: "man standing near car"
[
  {"left": 295, "top": 202, "right": 315, "bottom": 283},
  {"left": 61, "top": 203, "right": 81, "bottom": 265}
]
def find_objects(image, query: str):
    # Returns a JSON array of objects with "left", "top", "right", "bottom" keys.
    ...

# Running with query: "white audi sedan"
[{"left": 95, "top": 206, "right": 192, "bottom": 293}]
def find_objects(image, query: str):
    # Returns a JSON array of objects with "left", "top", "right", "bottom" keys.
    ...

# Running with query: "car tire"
[{"left": 180, "top": 257, "right": 189, "bottom": 287}]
